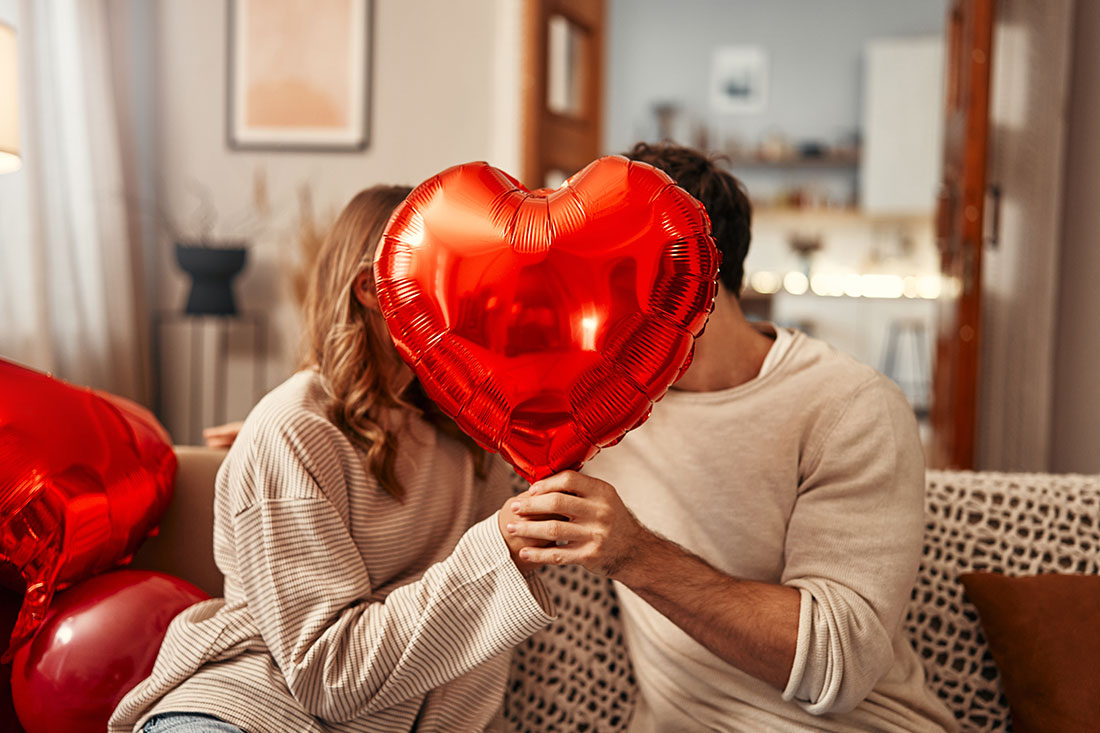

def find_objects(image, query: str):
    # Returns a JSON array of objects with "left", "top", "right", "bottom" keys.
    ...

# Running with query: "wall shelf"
[{"left": 726, "top": 152, "right": 860, "bottom": 171}]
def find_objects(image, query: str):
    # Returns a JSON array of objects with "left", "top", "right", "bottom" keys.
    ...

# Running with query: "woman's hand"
[
  {"left": 203, "top": 421, "right": 245, "bottom": 449},
  {"left": 497, "top": 493, "right": 552, "bottom": 576}
]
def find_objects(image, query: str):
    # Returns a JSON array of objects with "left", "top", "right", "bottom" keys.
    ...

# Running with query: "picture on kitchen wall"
[
  {"left": 228, "top": 0, "right": 371, "bottom": 150},
  {"left": 710, "top": 46, "right": 768, "bottom": 115}
]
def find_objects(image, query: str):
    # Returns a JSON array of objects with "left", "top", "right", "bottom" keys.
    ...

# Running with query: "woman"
[{"left": 110, "top": 186, "right": 555, "bottom": 733}]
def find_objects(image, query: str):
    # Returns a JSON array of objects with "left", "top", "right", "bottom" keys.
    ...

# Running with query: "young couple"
[{"left": 110, "top": 144, "right": 956, "bottom": 733}]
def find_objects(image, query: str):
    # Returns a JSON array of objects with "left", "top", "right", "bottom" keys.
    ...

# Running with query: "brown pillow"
[{"left": 960, "top": 572, "right": 1100, "bottom": 733}]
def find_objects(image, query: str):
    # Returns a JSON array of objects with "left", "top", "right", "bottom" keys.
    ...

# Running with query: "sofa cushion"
[
  {"left": 504, "top": 564, "right": 636, "bottom": 732},
  {"left": 905, "top": 471, "right": 1100, "bottom": 731},
  {"left": 960, "top": 572, "right": 1100, "bottom": 733}
]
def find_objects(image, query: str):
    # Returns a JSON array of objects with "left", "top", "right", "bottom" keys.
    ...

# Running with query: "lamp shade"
[{"left": 0, "top": 21, "right": 19, "bottom": 174}]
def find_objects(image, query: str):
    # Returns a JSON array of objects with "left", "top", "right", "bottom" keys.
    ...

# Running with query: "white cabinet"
[{"left": 860, "top": 37, "right": 945, "bottom": 215}]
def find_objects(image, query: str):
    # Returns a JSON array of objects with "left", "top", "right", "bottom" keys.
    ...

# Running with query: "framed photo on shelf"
[
  {"left": 227, "top": 0, "right": 371, "bottom": 151},
  {"left": 710, "top": 46, "right": 768, "bottom": 115}
]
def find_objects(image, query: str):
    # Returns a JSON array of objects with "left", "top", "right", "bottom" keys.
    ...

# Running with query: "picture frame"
[
  {"left": 710, "top": 46, "right": 768, "bottom": 115},
  {"left": 227, "top": 0, "right": 371, "bottom": 151}
]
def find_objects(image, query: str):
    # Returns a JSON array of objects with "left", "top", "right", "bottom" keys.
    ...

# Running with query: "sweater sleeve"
[
  {"left": 229, "top": 418, "right": 555, "bottom": 724},
  {"left": 780, "top": 375, "right": 925, "bottom": 715}
]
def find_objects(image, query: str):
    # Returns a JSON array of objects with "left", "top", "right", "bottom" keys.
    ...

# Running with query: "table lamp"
[{"left": 0, "top": 21, "right": 20, "bottom": 174}]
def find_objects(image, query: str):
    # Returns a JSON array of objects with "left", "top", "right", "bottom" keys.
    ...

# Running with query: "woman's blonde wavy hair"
[{"left": 300, "top": 185, "right": 484, "bottom": 500}]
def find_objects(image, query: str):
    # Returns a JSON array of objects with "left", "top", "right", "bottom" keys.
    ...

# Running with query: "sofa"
[{"left": 129, "top": 448, "right": 1100, "bottom": 732}]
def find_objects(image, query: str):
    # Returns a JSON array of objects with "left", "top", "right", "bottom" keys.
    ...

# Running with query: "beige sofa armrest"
[{"left": 128, "top": 446, "right": 227, "bottom": 598}]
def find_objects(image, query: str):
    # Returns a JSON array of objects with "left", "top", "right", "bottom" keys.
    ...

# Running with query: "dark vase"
[{"left": 175, "top": 243, "right": 248, "bottom": 316}]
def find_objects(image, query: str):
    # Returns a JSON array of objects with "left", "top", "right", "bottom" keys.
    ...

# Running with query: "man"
[{"left": 505, "top": 143, "right": 957, "bottom": 731}]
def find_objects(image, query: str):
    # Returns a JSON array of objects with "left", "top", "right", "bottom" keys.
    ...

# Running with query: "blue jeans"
[{"left": 142, "top": 712, "right": 246, "bottom": 733}]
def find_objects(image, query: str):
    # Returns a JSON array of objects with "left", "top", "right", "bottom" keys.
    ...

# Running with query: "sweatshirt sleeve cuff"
[
  {"left": 781, "top": 586, "right": 815, "bottom": 703},
  {"left": 461, "top": 513, "right": 557, "bottom": 627}
]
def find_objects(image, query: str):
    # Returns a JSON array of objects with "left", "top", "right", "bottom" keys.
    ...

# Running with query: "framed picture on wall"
[
  {"left": 710, "top": 46, "right": 768, "bottom": 115},
  {"left": 227, "top": 0, "right": 371, "bottom": 151}
]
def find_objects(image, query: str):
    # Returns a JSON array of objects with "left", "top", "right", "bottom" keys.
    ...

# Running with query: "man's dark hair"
[{"left": 623, "top": 142, "right": 752, "bottom": 297}]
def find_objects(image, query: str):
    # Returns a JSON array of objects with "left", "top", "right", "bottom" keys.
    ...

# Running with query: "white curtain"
[{"left": 0, "top": 0, "right": 147, "bottom": 402}]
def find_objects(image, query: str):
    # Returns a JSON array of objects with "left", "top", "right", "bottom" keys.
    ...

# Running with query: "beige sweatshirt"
[
  {"left": 583, "top": 325, "right": 958, "bottom": 732},
  {"left": 109, "top": 370, "right": 554, "bottom": 733}
]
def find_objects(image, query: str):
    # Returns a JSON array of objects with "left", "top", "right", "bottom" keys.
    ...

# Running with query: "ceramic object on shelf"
[{"left": 175, "top": 243, "right": 247, "bottom": 316}]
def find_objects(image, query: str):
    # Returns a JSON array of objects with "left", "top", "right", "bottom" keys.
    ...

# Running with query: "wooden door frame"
[
  {"left": 930, "top": 0, "right": 995, "bottom": 469},
  {"left": 522, "top": 0, "right": 605, "bottom": 189}
]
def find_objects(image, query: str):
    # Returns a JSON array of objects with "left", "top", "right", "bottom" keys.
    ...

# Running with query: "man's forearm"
[
  {"left": 509, "top": 471, "right": 800, "bottom": 691},
  {"left": 618, "top": 533, "right": 800, "bottom": 691}
]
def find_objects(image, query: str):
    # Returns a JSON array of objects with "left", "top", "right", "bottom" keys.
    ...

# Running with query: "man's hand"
[
  {"left": 496, "top": 493, "right": 547, "bottom": 576},
  {"left": 504, "top": 471, "right": 652, "bottom": 581}
]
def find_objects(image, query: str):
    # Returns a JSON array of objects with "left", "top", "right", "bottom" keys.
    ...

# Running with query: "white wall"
[
  {"left": 147, "top": 0, "right": 522, "bottom": 442},
  {"left": 1051, "top": 0, "right": 1100, "bottom": 473}
]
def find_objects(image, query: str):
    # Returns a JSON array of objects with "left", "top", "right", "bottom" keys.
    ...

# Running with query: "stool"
[{"left": 880, "top": 318, "right": 930, "bottom": 418}]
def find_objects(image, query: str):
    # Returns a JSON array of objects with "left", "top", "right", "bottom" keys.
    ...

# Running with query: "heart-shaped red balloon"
[
  {"left": 375, "top": 155, "right": 719, "bottom": 481},
  {"left": 0, "top": 359, "right": 176, "bottom": 660}
]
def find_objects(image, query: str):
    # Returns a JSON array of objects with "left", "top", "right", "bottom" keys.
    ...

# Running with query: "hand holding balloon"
[
  {"left": 505, "top": 471, "right": 652, "bottom": 581},
  {"left": 496, "top": 495, "right": 547, "bottom": 576}
]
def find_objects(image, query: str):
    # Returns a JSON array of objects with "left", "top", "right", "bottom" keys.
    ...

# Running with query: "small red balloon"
[
  {"left": 10, "top": 570, "right": 208, "bottom": 733},
  {"left": 375, "top": 156, "right": 720, "bottom": 481},
  {"left": 0, "top": 359, "right": 177, "bottom": 658}
]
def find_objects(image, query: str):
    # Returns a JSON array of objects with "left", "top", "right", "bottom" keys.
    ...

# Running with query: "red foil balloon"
[
  {"left": 0, "top": 590, "right": 24, "bottom": 733},
  {"left": 0, "top": 359, "right": 177, "bottom": 659},
  {"left": 375, "top": 156, "right": 720, "bottom": 481},
  {"left": 10, "top": 570, "right": 208, "bottom": 733}
]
